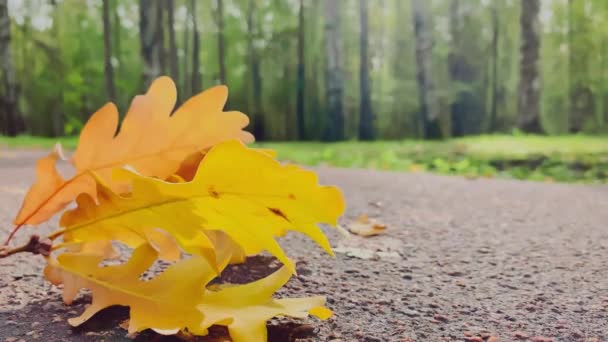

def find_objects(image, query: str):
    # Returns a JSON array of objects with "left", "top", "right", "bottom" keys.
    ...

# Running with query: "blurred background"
[
  {"left": 0, "top": 0, "right": 607, "bottom": 183},
  {"left": 2, "top": 0, "right": 606, "bottom": 139}
]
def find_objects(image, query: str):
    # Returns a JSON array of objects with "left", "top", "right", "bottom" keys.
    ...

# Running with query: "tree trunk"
[
  {"left": 568, "top": 0, "right": 575, "bottom": 132},
  {"left": 489, "top": 2, "right": 499, "bottom": 132},
  {"left": 0, "top": 0, "right": 23, "bottom": 136},
  {"left": 247, "top": 0, "right": 264, "bottom": 140},
  {"left": 102, "top": 0, "right": 116, "bottom": 103},
  {"left": 296, "top": 0, "right": 306, "bottom": 139},
  {"left": 190, "top": 0, "right": 201, "bottom": 95},
  {"left": 112, "top": 0, "right": 121, "bottom": 65},
  {"left": 111, "top": 0, "right": 122, "bottom": 107},
  {"left": 322, "top": 0, "right": 344, "bottom": 141},
  {"left": 517, "top": 0, "right": 542, "bottom": 133},
  {"left": 358, "top": 0, "right": 374, "bottom": 140},
  {"left": 166, "top": 0, "right": 178, "bottom": 85},
  {"left": 139, "top": 0, "right": 161, "bottom": 88},
  {"left": 411, "top": 0, "right": 441, "bottom": 139},
  {"left": 216, "top": 0, "right": 227, "bottom": 86},
  {"left": 50, "top": 0, "right": 64, "bottom": 136},
  {"left": 182, "top": 2, "right": 190, "bottom": 97},
  {"left": 390, "top": 0, "right": 409, "bottom": 138},
  {"left": 157, "top": 1, "right": 166, "bottom": 75},
  {"left": 448, "top": 0, "right": 482, "bottom": 136},
  {"left": 567, "top": 0, "right": 593, "bottom": 132}
]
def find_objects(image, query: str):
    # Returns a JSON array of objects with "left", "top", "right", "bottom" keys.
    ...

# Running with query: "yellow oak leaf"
[
  {"left": 14, "top": 76, "right": 253, "bottom": 227},
  {"left": 54, "top": 140, "right": 344, "bottom": 272},
  {"left": 206, "top": 230, "right": 247, "bottom": 266},
  {"left": 46, "top": 243, "right": 331, "bottom": 340},
  {"left": 175, "top": 148, "right": 278, "bottom": 182},
  {"left": 44, "top": 243, "right": 213, "bottom": 335},
  {"left": 198, "top": 266, "right": 332, "bottom": 342}
]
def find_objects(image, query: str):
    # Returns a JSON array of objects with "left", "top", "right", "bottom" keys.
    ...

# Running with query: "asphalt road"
[{"left": 1, "top": 149, "right": 607, "bottom": 342}]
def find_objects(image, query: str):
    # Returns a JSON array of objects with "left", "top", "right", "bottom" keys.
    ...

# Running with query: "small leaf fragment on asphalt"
[{"left": 347, "top": 214, "right": 387, "bottom": 237}]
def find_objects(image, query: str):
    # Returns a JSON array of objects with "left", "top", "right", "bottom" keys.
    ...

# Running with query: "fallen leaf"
[
  {"left": 45, "top": 243, "right": 211, "bottom": 335},
  {"left": 46, "top": 243, "right": 331, "bottom": 341},
  {"left": 14, "top": 77, "right": 253, "bottom": 227},
  {"left": 347, "top": 214, "right": 387, "bottom": 237},
  {"left": 55, "top": 141, "right": 345, "bottom": 272},
  {"left": 198, "top": 265, "right": 331, "bottom": 342}
]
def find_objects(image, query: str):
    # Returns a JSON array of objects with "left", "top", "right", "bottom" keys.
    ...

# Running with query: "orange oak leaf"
[{"left": 12, "top": 77, "right": 253, "bottom": 231}]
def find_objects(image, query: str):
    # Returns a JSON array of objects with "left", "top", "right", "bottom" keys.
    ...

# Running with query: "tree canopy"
[{"left": 1, "top": 0, "right": 607, "bottom": 140}]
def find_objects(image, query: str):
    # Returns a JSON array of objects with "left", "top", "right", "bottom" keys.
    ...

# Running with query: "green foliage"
[
  {"left": 3, "top": 134, "right": 608, "bottom": 183},
  {"left": 2, "top": 0, "right": 608, "bottom": 139},
  {"left": 257, "top": 135, "right": 608, "bottom": 183}
]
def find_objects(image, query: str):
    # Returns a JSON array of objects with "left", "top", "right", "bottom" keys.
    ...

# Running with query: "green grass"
[
  {"left": 258, "top": 135, "right": 608, "bottom": 183},
  {"left": 2, "top": 134, "right": 608, "bottom": 183},
  {"left": 0, "top": 135, "right": 78, "bottom": 149}
]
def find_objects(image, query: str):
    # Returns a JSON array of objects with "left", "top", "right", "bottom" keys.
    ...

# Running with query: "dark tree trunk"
[
  {"left": 296, "top": 0, "right": 306, "bottom": 140},
  {"left": 247, "top": 0, "right": 264, "bottom": 140},
  {"left": 216, "top": 0, "right": 227, "bottom": 86},
  {"left": 182, "top": 1, "right": 190, "bottom": 96},
  {"left": 390, "top": 0, "right": 409, "bottom": 138},
  {"left": 448, "top": 0, "right": 482, "bottom": 136},
  {"left": 568, "top": 0, "right": 577, "bottom": 132},
  {"left": 489, "top": 3, "right": 499, "bottom": 132},
  {"left": 190, "top": 0, "right": 201, "bottom": 94},
  {"left": 139, "top": 0, "right": 161, "bottom": 87},
  {"left": 323, "top": 0, "right": 344, "bottom": 141},
  {"left": 49, "top": 0, "right": 64, "bottom": 136},
  {"left": 517, "top": 0, "right": 542, "bottom": 133},
  {"left": 157, "top": 1, "right": 166, "bottom": 75},
  {"left": 358, "top": 0, "right": 374, "bottom": 140},
  {"left": 411, "top": 0, "right": 442, "bottom": 139},
  {"left": 112, "top": 0, "right": 121, "bottom": 65},
  {"left": 111, "top": 0, "right": 122, "bottom": 107},
  {"left": 568, "top": 0, "right": 593, "bottom": 132},
  {"left": 166, "top": 0, "right": 178, "bottom": 87},
  {"left": 0, "top": 0, "right": 23, "bottom": 136},
  {"left": 102, "top": 0, "right": 116, "bottom": 103}
]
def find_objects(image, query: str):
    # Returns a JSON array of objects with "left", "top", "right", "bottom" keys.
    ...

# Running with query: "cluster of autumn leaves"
[{"left": 5, "top": 77, "right": 345, "bottom": 341}]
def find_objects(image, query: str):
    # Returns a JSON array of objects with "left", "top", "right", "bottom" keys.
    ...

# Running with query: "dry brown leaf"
[{"left": 347, "top": 214, "right": 387, "bottom": 237}]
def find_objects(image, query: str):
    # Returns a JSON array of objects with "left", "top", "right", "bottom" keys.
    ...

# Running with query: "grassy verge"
[
  {"left": 0, "top": 135, "right": 79, "bottom": 149},
  {"left": 2, "top": 134, "right": 607, "bottom": 183},
  {"left": 258, "top": 135, "right": 608, "bottom": 183}
]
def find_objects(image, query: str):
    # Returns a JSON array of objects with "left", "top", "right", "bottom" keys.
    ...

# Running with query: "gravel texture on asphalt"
[{"left": 1, "top": 149, "right": 607, "bottom": 342}]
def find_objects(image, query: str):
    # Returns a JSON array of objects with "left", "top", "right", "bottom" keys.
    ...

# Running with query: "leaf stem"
[
  {"left": 3, "top": 223, "right": 24, "bottom": 245},
  {"left": 47, "top": 230, "right": 64, "bottom": 241},
  {"left": 0, "top": 235, "right": 52, "bottom": 259}
]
